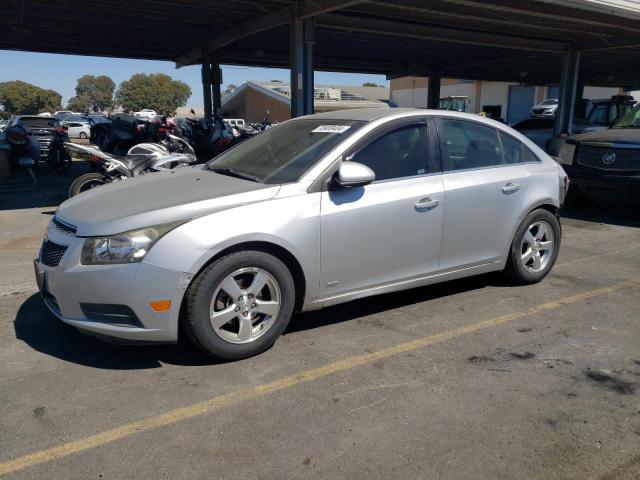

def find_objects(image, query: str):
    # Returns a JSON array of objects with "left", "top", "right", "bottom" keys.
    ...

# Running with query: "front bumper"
[{"left": 34, "top": 232, "right": 192, "bottom": 343}]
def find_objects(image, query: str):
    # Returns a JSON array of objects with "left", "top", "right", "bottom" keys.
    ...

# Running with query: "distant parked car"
[
  {"left": 5, "top": 115, "right": 62, "bottom": 160},
  {"left": 556, "top": 103, "right": 640, "bottom": 201},
  {"left": 54, "top": 111, "right": 78, "bottom": 121},
  {"left": 134, "top": 109, "right": 157, "bottom": 120},
  {"left": 584, "top": 95, "right": 636, "bottom": 128},
  {"left": 62, "top": 121, "right": 90, "bottom": 139},
  {"left": 226, "top": 118, "right": 246, "bottom": 128},
  {"left": 512, "top": 117, "right": 605, "bottom": 150},
  {"left": 530, "top": 99, "right": 558, "bottom": 118}
]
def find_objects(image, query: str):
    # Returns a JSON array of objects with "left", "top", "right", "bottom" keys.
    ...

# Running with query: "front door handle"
[
  {"left": 501, "top": 182, "right": 521, "bottom": 194},
  {"left": 415, "top": 197, "right": 439, "bottom": 211}
]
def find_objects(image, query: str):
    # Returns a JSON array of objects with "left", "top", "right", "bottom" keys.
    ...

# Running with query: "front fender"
[{"left": 144, "top": 192, "right": 321, "bottom": 303}]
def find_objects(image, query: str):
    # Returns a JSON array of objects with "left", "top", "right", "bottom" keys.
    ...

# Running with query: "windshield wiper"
[{"left": 209, "top": 167, "right": 262, "bottom": 183}]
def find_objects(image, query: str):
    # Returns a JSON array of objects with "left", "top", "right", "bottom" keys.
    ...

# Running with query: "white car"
[
  {"left": 134, "top": 109, "right": 157, "bottom": 120},
  {"left": 62, "top": 121, "right": 91, "bottom": 139},
  {"left": 530, "top": 99, "right": 558, "bottom": 118}
]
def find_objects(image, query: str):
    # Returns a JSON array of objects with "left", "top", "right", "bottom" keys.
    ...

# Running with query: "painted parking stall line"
[{"left": 0, "top": 281, "right": 636, "bottom": 477}]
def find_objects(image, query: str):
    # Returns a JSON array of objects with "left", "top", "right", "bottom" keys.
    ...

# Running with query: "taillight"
[
  {"left": 56, "top": 127, "right": 67, "bottom": 134},
  {"left": 6, "top": 130, "right": 27, "bottom": 144}
]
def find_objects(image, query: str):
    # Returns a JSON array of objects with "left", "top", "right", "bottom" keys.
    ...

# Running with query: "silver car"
[{"left": 35, "top": 108, "right": 568, "bottom": 360}]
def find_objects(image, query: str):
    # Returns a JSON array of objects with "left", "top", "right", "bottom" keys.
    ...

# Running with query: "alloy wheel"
[
  {"left": 209, "top": 267, "right": 281, "bottom": 344},
  {"left": 520, "top": 221, "right": 554, "bottom": 273}
]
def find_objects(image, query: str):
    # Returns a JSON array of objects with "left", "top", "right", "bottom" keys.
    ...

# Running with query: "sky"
[{"left": 0, "top": 51, "right": 389, "bottom": 107}]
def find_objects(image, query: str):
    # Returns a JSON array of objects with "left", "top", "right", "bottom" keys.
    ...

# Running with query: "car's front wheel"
[
  {"left": 182, "top": 251, "right": 295, "bottom": 360},
  {"left": 504, "top": 208, "right": 561, "bottom": 284}
]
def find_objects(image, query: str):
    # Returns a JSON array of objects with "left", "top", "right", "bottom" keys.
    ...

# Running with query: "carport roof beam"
[
  {"left": 175, "top": 0, "right": 365, "bottom": 67},
  {"left": 317, "top": 14, "right": 568, "bottom": 53}
]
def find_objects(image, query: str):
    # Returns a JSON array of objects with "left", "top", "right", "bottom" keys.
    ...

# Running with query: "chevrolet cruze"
[{"left": 35, "top": 108, "right": 568, "bottom": 360}]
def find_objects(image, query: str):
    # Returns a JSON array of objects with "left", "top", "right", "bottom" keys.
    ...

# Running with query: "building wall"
[
  {"left": 391, "top": 77, "right": 624, "bottom": 121},
  {"left": 243, "top": 89, "right": 291, "bottom": 123}
]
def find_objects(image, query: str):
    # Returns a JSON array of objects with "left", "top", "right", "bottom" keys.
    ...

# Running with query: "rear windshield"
[{"left": 20, "top": 117, "right": 60, "bottom": 128}]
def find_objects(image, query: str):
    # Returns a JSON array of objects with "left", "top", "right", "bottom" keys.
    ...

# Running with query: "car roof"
[
  {"left": 305, "top": 108, "right": 418, "bottom": 122},
  {"left": 295, "top": 108, "right": 513, "bottom": 129}
]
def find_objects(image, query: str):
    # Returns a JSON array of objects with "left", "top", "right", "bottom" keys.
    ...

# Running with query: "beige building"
[
  {"left": 222, "top": 81, "right": 390, "bottom": 123},
  {"left": 390, "top": 77, "right": 621, "bottom": 123}
]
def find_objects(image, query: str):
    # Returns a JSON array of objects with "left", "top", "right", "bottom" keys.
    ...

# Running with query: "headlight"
[
  {"left": 557, "top": 142, "right": 576, "bottom": 166},
  {"left": 81, "top": 221, "right": 185, "bottom": 265}
]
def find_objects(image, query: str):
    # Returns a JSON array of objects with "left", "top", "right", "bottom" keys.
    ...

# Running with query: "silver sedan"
[{"left": 35, "top": 108, "right": 569, "bottom": 360}]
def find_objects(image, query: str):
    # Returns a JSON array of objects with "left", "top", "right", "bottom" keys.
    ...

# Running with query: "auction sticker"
[{"left": 311, "top": 125, "right": 351, "bottom": 134}]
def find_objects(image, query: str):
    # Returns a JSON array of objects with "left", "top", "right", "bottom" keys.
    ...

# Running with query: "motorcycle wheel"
[{"left": 68, "top": 172, "right": 109, "bottom": 197}]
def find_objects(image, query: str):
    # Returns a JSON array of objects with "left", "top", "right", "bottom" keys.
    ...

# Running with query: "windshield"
[
  {"left": 208, "top": 119, "right": 364, "bottom": 184},
  {"left": 613, "top": 104, "right": 640, "bottom": 129},
  {"left": 541, "top": 99, "right": 558, "bottom": 105}
]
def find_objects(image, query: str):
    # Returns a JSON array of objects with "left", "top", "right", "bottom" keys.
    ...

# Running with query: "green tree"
[
  {"left": 67, "top": 75, "right": 115, "bottom": 112},
  {"left": 362, "top": 82, "right": 380, "bottom": 87},
  {"left": 115, "top": 73, "right": 191, "bottom": 116},
  {"left": 0, "top": 81, "right": 62, "bottom": 115},
  {"left": 222, "top": 83, "right": 238, "bottom": 98}
]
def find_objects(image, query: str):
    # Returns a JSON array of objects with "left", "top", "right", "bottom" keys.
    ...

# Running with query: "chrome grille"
[
  {"left": 577, "top": 144, "right": 640, "bottom": 172},
  {"left": 40, "top": 240, "right": 67, "bottom": 267},
  {"left": 52, "top": 217, "right": 77, "bottom": 236}
]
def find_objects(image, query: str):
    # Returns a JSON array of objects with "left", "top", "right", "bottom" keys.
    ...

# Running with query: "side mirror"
[{"left": 334, "top": 161, "right": 375, "bottom": 188}]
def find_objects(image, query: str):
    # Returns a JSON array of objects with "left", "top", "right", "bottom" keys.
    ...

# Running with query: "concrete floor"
[{"left": 1, "top": 173, "right": 639, "bottom": 479}]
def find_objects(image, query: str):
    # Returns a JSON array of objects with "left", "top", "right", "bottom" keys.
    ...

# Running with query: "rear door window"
[
  {"left": 499, "top": 131, "right": 540, "bottom": 164},
  {"left": 438, "top": 118, "right": 502, "bottom": 171}
]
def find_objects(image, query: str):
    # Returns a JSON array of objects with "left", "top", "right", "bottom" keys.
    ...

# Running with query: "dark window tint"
[
  {"left": 440, "top": 119, "right": 501, "bottom": 170},
  {"left": 19, "top": 117, "right": 60, "bottom": 129},
  {"left": 499, "top": 131, "right": 539, "bottom": 164},
  {"left": 351, "top": 124, "right": 429, "bottom": 181}
]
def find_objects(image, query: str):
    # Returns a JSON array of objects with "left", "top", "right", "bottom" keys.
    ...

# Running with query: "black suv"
[
  {"left": 557, "top": 104, "right": 640, "bottom": 200},
  {"left": 5, "top": 115, "right": 61, "bottom": 160}
]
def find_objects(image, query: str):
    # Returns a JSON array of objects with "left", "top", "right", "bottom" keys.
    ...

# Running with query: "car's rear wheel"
[
  {"left": 182, "top": 251, "right": 295, "bottom": 360},
  {"left": 79, "top": 132, "right": 88, "bottom": 139},
  {"left": 504, "top": 209, "right": 561, "bottom": 284}
]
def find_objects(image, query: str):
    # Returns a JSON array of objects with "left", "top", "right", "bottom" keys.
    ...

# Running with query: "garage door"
[{"left": 507, "top": 85, "right": 536, "bottom": 124}]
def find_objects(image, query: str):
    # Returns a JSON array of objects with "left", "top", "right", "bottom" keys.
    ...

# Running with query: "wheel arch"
[{"left": 181, "top": 240, "right": 307, "bottom": 317}]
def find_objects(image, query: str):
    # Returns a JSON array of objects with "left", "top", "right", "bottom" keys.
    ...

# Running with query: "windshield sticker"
[{"left": 311, "top": 125, "right": 351, "bottom": 134}]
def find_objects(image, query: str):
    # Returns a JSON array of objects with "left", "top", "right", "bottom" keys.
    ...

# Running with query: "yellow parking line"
[{"left": 0, "top": 281, "right": 636, "bottom": 477}]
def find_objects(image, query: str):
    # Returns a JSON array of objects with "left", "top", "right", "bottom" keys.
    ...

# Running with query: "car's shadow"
[
  {"left": 14, "top": 273, "right": 507, "bottom": 370},
  {"left": 561, "top": 192, "right": 640, "bottom": 228}
]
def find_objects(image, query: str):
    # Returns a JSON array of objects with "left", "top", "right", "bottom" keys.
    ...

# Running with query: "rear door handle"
[
  {"left": 415, "top": 197, "right": 439, "bottom": 211},
  {"left": 501, "top": 182, "right": 521, "bottom": 194}
]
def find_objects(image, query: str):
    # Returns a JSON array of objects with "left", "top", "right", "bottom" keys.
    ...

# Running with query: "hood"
[
  {"left": 569, "top": 128, "right": 640, "bottom": 145},
  {"left": 57, "top": 165, "right": 280, "bottom": 236}
]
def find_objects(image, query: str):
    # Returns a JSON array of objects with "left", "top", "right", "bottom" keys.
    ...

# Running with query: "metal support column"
[
  {"left": 211, "top": 60, "right": 222, "bottom": 117},
  {"left": 427, "top": 72, "right": 441, "bottom": 109},
  {"left": 201, "top": 47, "right": 212, "bottom": 122},
  {"left": 554, "top": 47, "right": 580, "bottom": 137},
  {"left": 302, "top": 18, "right": 315, "bottom": 116},
  {"left": 290, "top": 3, "right": 304, "bottom": 118}
]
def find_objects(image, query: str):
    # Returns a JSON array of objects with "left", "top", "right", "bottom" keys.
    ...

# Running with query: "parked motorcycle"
[
  {"left": 174, "top": 109, "right": 236, "bottom": 162},
  {"left": 46, "top": 124, "right": 72, "bottom": 173},
  {"left": 4, "top": 123, "right": 40, "bottom": 176},
  {"left": 90, "top": 113, "right": 174, "bottom": 155},
  {"left": 65, "top": 134, "right": 196, "bottom": 197}
]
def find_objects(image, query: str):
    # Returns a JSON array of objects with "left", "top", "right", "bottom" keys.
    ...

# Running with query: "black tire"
[
  {"left": 182, "top": 251, "right": 295, "bottom": 361},
  {"left": 504, "top": 208, "right": 561, "bottom": 285},
  {"left": 79, "top": 132, "right": 88, "bottom": 139},
  {"left": 68, "top": 172, "right": 108, "bottom": 197}
]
